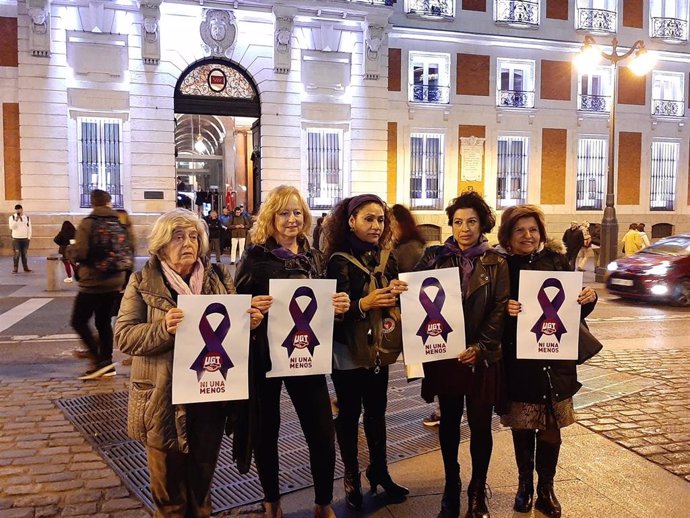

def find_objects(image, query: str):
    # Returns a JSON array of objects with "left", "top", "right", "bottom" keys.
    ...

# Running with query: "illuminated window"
[
  {"left": 497, "top": 59, "right": 535, "bottom": 108},
  {"left": 650, "top": 0, "right": 689, "bottom": 42},
  {"left": 651, "top": 71, "right": 685, "bottom": 117},
  {"left": 650, "top": 140, "right": 678, "bottom": 211},
  {"left": 409, "top": 52, "right": 451, "bottom": 104},
  {"left": 576, "top": 137, "right": 607, "bottom": 210},
  {"left": 77, "top": 118, "right": 123, "bottom": 208},
  {"left": 306, "top": 129, "right": 344, "bottom": 210},
  {"left": 496, "top": 136, "right": 529, "bottom": 209},
  {"left": 410, "top": 133, "right": 444, "bottom": 209}
]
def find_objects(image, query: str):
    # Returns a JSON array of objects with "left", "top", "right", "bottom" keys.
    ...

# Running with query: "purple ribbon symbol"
[
  {"left": 531, "top": 278, "right": 567, "bottom": 342},
  {"left": 416, "top": 277, "right": 453, "bottom": 344},
  {"left": 282, "top": 286, "right": 320, "bottom": 357},
  {"left": 190, "top": 303, "right": 233, "bottom": 381}
]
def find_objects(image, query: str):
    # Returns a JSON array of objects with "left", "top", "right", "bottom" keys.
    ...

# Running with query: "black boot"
[
  {"left": 363, "top": 415, "right": 409, "bottom": 499},
  {"left": 335, "top": 414, "right": 363, "bottom": 510},
  {"left": 437, "top": 463, "right": 460, "bottom": 518},
  {"left": 512, "top": 429, "right": 535, "bottom": 513},
  {"left": 465, "top": 480, "right": 490, "bottom": 518},
  {"left": 344, "top": 470, "right": 363, "bottom": 511},
  {"left": 534, "top": 440, "right": 561, "bottom": 518}
]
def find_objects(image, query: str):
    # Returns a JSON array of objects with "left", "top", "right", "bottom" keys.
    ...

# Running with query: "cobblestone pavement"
[{"left": 576, "top": 346, "right": 690, "bottom": 482}]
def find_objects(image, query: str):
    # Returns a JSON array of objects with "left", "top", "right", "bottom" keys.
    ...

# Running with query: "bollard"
[{"left": 46, "top": 254, "right": 62, "bottom": 292}]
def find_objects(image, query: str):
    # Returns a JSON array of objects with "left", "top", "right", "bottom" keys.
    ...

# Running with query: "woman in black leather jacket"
[
  {"left": 414, "top": 191, "right": 509, "bottom": 518},
  {"left": 234, "top": 186, "right": 349, "bottom": 518},
  {"left": 496, "top": 205, "right": 597, "bottom": 518},
  {"left": 323, "top": 195, "right": 410, "bottom": 511}
]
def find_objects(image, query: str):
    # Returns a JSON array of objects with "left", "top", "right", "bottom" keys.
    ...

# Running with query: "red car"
[{"left": 606, "top": 233, "right": 690, "bottom": 307}]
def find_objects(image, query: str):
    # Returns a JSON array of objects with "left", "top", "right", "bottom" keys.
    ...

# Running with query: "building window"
[
  {"left": 650, "top": 0, "right": 689, "bottom": 42},
  {"left": 576, "top": 0, "right": 617, "bottom": 33},
  {"left": 650, "top": 140, "right": 678, "bottom": 211},
  {"left": 576, "top": 137, "right": 607, "bottom": 210},
  {"left": 652, "top": 71, "right": 685, "bottom": 117},
  {"left": 410, "top": 132, "right": 444, "bottom": 210},
  {"left": 496, "top": 136, "right": 528, "bottom": 209},
  {"left": 409, "top": 52, "right": 451, "bottom": 104},
  {"left": 306, "top": 129, "right": 344, "bottom": 210},
  {"left": 578, "top": 66, "right": 613, "bottom": 112},
  {"left": 78, "top": 118, "right": 123, "bottom": 209},
  {"left": 497, "top": 59, "right": 535, "bottom": 108},
  {"left": 405, "top": 0, "right": 455, "bottom": 18},
  {"left": 494, "top": 0, "right": 540, "bottom": 27}
]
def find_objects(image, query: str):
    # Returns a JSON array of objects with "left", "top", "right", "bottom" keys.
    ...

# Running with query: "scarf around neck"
[
  {"left": 161, "top": 258, "right": 205, "bottom": 295},
  {"left": 437, "top": 237, "right": 490, "bottom": 296}
]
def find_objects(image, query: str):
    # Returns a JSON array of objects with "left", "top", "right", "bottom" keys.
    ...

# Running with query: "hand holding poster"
[
  {"left": 266, "top": 278, "right": 337, "bottom": 377},
  {"left": 516, "top": 270, "right": 583, "bottom": 360},
  {"left": 172, "top": 294, "right": 251, "bottom": 404},
  {"left": 399, "top": 268, "right": 466, "bottom": 365}
]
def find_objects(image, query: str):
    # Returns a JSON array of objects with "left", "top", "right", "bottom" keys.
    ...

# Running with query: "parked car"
[{"left": 606, "top": 233, "right": 690, "bottom": 307}]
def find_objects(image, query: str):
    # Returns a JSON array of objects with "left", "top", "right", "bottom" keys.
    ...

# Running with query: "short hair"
[
  {"left": 638, "top": 223, "right": 646, "bottom": 230},
  {"left": 14, "top": 204, "right": 22, "bottom": 210},
  {"left": 445, "top": 191, "right": 496, "bottom": 234},
  {"left": 629, "top": 223, "right": 638, "bottom": 230},
  {"left": 91, "top": 189, "right": 111, "bottom": 207},
  {"left": 497, "top": 205, "right": 548, "bottom": 250},
  {"left": 234, "top": 206, "right": 242, "bottom": 212},
  {"left": 250, "top": 185, "right": 312, "bottom": 245},
  {"left": 147, "top": 208, "right": 209, "bottom": 261}
]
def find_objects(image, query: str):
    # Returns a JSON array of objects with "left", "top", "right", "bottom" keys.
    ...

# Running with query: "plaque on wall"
[
  {"left": 459, "top": 136, "right": 485, "bottom": 182},
  {"left": 144, "top": 191, "right": 164, "bottom": 200}
]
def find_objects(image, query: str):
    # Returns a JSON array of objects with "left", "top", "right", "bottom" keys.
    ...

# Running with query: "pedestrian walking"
[
  {"left": 67, "top": 190, "right": 133, "bottom": 380},
  {"left": 114, "top": 208, "right": 264, "bottom": 518},
  {"left": 561, "top": 221, "right": 583, "bottom": 270},
  {"left": 228, "top": 206, "right": 250, "bottom": 264},
  {"left": 9, "top": 204, "right": 32, "bottom": 273},
  {"left": 323, "top": 195, "right": 410, "bottom": 511},
  {"left": 53, "top": 220, "right": 76, "bottom": 282},
  {"left": 496, "top": 204, "right": 599, "bottom": 518},
  {"left": 622, "top": 223, "right": 644, "bottom": 256},
  {"left": 638, "top": 223, "right": 651, "bottom": 249},
  {"left": 414, "top": 191, "right": 509, "bottom": 518},
  {"left": 234, "top": 185, "right": 350, "bottom": 518},
  {"left": 576, "top": 221, "right": 592, "bottom": 272}
]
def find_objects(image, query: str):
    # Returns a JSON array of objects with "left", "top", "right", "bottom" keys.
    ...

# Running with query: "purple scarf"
[{"left": 437, "top": 237, "right": 490, "bottom": 296}]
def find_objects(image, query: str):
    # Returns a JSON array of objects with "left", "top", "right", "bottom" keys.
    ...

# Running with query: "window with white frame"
[
  {"left": 496, "top": 136, "right": 529, "bottom": 209},
  {"left": 497, "top": 59, "right": 535, "bottom": 108},
  {"left": 405, "top": 0, "right": 455, "bottom": 18},
  {"left": 409, "top": 52, "right": 451, "bottom": 104},
  {"left": 306, "top": 128, "right": 344, "bottom": 210},
  {"left": 77, "top": 117, "right": 123, "bottom": 208},
  {"left": 494, "top": 0, "right": 541, "bottom": 27},
  {"left": 578, "top": 66, "right": 613, "bottom": 112},
  {"left": 652, "top": 71, "right": 685, "bottom": 117},
  {"left": 650, "top": 140, "right": 678, "bottom": 211},
  {"left": 650, "top": 0, "right": 689, "bottom": 41},
  {"left": 576, "top": 0, "right": 617, "bottom": 33},
  {"left": 576, "top": 137, "right": 607, "bottom": 210},
  {"left": 409, "top": 132, "right": 444, "bottom": 210}
]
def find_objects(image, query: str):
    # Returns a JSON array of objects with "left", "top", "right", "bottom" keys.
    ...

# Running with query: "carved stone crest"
[
  {"left": 140, "top": 1, "right": 162, "bottom": 64},
  {"left": 27, "top": 0, "right": 51, "bottom": 56},
  {"left": 200, "top": 9, "right": 238, "bottom": 57},
  {"left": 364, "top": 22, "right": 387, "bottom": 80},
  {"left": 273, "top": 6, "right": 296, "bottom": 75}
]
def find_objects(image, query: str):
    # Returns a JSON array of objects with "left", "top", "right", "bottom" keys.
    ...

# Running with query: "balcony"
[
  {"left": 651, "top": 17, "right": 689, "bottom": 42},
  {"left": 652, "top": 99, "right": 686, "bottom": 117},
  {"left": 577, "top": 8, "right": 617, "bottom": 33},
  {"left": 410, "top": 84, "right": 450, "bottom": 104},
  {"left": 495, "top": 0, "right": 540, "bottom": 27},
  {"left": 406, "top": 0, "right": 454, "bottom": 18},
  {"left": 497, "top": 89, "right": 535, "bottom": 108},
  {"left": 579, "top": 94, "right": 611, "bottom": 113}
]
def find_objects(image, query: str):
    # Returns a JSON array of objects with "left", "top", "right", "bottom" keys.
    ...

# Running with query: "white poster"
[
  {"left": 172, "top": 294, "right": 251, "bottom": 404},
  {"left": 399, "top": 268, "right": 466, "bottom": 365},
  {"left": 266, "top": 279, "right": 337, "bottom": 377},
  {"left": 517, "top": 270, "right": 583, "bottom": 360}
]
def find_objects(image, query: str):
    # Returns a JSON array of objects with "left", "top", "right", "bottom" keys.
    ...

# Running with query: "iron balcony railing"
[
  {"left": 497, "top": 89, "right": 535, "bottom": 108},
  {"left": 652, "top": 99, "right": 686, "bottom": 117},
  {"left": 579, "top": 94, "right": 611, "bottom": 112},
  {"left": 495, "top": 0, "right": 540, "bottom": 26},
  {"left": 410, "top": 84, "right": 450, "bottom": 104},
  {"left": 651, "top": 17, "right": 689, "bottom": 42},
  {"left": 577, "top": 8, "right": 617, "bottom": 33},
  {"left": 406, "top": 0, "right": 454, "bottom": 17}
]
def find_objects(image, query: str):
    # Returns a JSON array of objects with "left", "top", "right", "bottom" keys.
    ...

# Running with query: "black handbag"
[{"left": 577, "top": 321, "right": 603, "bottom": 365}]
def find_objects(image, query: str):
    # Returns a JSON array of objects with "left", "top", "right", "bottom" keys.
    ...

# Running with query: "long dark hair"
[
  {"left": 391, "top": 204, "right": 425, "bottom": 245},
  {"left": 60, "top": 220, "right": 76, "bottom": 238},
  {"left": 323, "top": 196, "right": 392, "bottom": 257}
]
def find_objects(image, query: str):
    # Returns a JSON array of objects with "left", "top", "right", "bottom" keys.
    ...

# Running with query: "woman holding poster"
[
  {"left": 323, "top": 194, "right": 409, "bottom": 511},
  {"left": 496, "top": 205, "right": 598, "bottom": 518},
  {"left": 114, "top": 208, "right": 265, "bottom": 518},
  {"left": 234, "top": 185, "right": 350, "bottom": 518},
  {"left": 414, "top": 191, "right": 509, "bottom": 518}
]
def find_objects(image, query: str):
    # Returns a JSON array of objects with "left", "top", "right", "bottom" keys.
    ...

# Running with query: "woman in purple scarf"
[{"left": 414, "top": 191, "right": 510, "bottom": 518}]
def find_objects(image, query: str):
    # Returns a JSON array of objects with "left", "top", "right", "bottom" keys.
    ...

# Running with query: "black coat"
[{"left": 500, "top": 240, "right": 596, "bottom": 404}]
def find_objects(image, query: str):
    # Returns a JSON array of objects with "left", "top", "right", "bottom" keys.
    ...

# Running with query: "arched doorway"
[{"left": 173, "top": 58, "right": 261, "bottom": 214}]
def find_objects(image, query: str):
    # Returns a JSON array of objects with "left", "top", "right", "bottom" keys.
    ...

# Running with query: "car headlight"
[
  {"left": 645, "top": 261, "right": 673, "bottom": 276},
  {"left": 607, "top": 261, "right": 618, "bottom": 272}
]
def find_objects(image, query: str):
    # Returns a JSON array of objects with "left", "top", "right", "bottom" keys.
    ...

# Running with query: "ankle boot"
[
  {"left": 262, "top": 501, "right": 283, "bottom": 518},
  {"left": 343, "top": 470, "right": 363, "bottom": 511},
  {"left": 363, "top": 415, "right": 409, "bottom": 499},
  {"left": 437, "top": 464, "right": 460, "bottom": 518},
  {"left": 534, "top": 440, "right": 561, "bottom": 518},
  {"left": 365, "top": 464, "right": 409, "bottom": 498},
  {"left": 512, "top": 429, "right": 535, "bottom": 512},
  {"left": 465, "top": 481, "right": 490, "bottom": 518}
]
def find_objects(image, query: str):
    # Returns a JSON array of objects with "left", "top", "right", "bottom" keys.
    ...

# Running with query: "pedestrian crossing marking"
[{"left": 0, "top": 298, "right": 53, "bottom": 334}]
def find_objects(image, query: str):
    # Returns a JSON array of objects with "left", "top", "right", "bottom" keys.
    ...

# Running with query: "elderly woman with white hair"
[{"left": 114, "top": 208, "right": 266, "bottom": 518}]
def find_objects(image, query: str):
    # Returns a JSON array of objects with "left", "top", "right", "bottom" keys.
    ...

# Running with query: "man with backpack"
[{"left": 68, "top": 189, "right": 134, "bottom": 380}]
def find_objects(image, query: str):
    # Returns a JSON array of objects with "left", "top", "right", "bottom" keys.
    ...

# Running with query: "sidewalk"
[{"left": 0, "top": 257, "right": 688, "bottom": 518}]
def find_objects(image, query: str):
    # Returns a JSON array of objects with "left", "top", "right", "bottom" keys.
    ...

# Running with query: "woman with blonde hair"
[{"left": 234, "top": 185, "right": 350, "bottom": 518}]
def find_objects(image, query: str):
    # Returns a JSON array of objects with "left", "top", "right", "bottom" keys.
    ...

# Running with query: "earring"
[{"left": 349, "top": 226, "right": 354, "bottom": 232}]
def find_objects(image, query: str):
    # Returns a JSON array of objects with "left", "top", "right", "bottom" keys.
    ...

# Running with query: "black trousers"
[
  {"left": 331, "top": 366, "right": 389, "bottom": 473},
  {"left": 254, "top": 374, "right": 335, "bottom": 505},
  {"left": 146, "top": 402, "right": 227, "bottom": 518},
  {"left": 12, "top": 238, "right": 29, "bottom": 270},
  {"left": 437, "top": 393, "right": 494, "bottom": 485},
  {"left": 70, "top": 291, "right": 118, "bottom": 364}
]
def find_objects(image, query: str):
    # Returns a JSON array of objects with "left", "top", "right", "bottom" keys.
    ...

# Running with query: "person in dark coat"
[
  {"left": 414, "top": 191, "right": 510, "bottom": 518},
  {"left": 561, "top": 221, "right": 583, "bottom": 270},
  {"left": 54, "top": 220, "right": 76, "bottom": 282},
  {"left": 390, "top": 204, "right": 426, "bottom": 273},
  {"left": 234, "top": 185, "right": 350, "bottom": 518},
  {"left": 496, "top": 205, "right": 598, "bottom": 518}
]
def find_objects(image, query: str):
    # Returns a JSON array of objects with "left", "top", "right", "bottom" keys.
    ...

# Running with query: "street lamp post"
[{"left": 574, "top": 35, "right": 654, "bottom": 282}]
